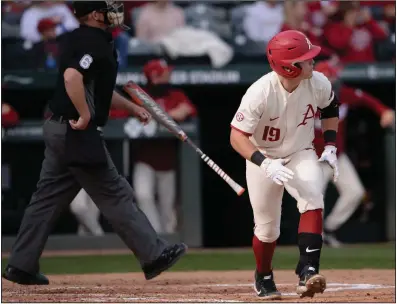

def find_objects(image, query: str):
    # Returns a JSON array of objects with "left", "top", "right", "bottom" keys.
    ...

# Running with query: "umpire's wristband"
[
  {"left": 251, "top": 151, "right": 266, "bottom": 166},
  {"left": 323, "top": 130, "right": 337, "bottom": 146}
]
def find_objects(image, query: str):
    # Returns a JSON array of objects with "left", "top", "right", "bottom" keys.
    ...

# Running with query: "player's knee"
[
  {"left": 254, "top": 224, "right": 280, "bottom": 243},
  {"left": 297, "top": 194, "right": 324, "bottom": 214},
  {"left": 343, "top": 185, "right": 365, "bottom": 205},
  {"left": 70, "top": 199, "right": 90, "bottom": 215},
  {"left": 134, "top": 187, "right": 154, "bottom": 203}
]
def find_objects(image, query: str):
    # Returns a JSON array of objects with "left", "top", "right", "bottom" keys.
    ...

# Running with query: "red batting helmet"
[{"left": 266, "top": 30, "right": 321, "bottom": 79}]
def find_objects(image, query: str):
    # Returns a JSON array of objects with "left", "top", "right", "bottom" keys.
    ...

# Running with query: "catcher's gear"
[
  {"left": 266, "top": 30, "right": 321, "bottom": 79},
  {"left": 260, "top": 158, "right": 294, "bottom": 186},
  {"left": 318, "top": 145, "right": 339, "bottom": 182},
  {"left": 73, "top": 1, "right": 128, "bottom": 29}
]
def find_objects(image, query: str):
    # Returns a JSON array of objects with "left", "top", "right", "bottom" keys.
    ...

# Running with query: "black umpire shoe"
[
  {"left": 143, "top": 243, "right": 187, "bottom": 280},
  {"left": 296, "top": 265, "right": 326, "bottom": 298},
  {"left": 254, "top": 270, "right": 282, "bottom": 300},
  {"left": 2, "top": 265, "right": 49, "bottom": 285}
]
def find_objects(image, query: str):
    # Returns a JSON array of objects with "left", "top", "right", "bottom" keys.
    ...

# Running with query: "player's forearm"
[
  {"left": 111, "top": 90, "right": 142, "bottom": 115},
  {"left": 230, "top": 128, "right": 259, "bottom": 161},
  {"left": 64, "top": 68, "right": 90, "bottom": 120},
  {"left": 321, "top": 117, "right": 338, "bottom": 146},
  {"left": 321, "top": 117, "right": 338, "bottom": 132},
  {"left": 168, "top": 104, "right": 192, "bottom": 121}
]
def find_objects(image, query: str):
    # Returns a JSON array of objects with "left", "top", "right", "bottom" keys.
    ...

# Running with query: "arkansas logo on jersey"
[{"left": 297, "top": 104, "right": 316, "bottom": 127}]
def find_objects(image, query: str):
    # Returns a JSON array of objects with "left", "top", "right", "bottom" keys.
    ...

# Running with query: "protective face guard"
[{"left": 99, "top": 1, "right": 130, "bottom": 30}]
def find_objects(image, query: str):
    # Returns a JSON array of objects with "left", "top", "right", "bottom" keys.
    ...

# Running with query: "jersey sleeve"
[
  {"left": 315, "top": 72, "right": 335, "bottom": 109},
  {"left": 68, "top": 41, "right": 101, "bottom": 78},
  {"left": 230, "top": 85, "right": 265, "bottom": 135}
]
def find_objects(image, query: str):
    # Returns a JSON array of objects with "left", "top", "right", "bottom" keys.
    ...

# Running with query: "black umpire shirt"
[{"left": 49, "top": 24, "right": 118, "bottom": 127}]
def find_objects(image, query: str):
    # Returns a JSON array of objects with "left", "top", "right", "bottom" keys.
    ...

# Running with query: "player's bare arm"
[
  {"left": 64, "top": 68, "right": 91, "bottom": 130},
  {"left": 230, "top": 128, "right": 258, "bottom": 160},
  {"left": 321, "top": 117, "right": 338, "bottom": 133},
  {"left": 168, "top": 103, "right": 193, "bottom": 121},
  {"left": 111, "top": 90, "right": 151, "bottom": 124},
  {"left": 318, "top": 93, "right": 340, "bottom": 182}
]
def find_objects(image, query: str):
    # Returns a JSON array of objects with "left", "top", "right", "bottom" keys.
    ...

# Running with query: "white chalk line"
[{"left": 3, "top": 282, "right": 394, "bottom": 302}]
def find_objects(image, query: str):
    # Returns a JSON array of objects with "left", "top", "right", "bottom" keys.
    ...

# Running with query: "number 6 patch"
[{"left": 79, "top": 54, "right": 93, "bottom": 69}]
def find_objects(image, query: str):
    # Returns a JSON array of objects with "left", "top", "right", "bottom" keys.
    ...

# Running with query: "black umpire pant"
[{"left": 8, "top": 119, "right": 167, "bottom": 274}]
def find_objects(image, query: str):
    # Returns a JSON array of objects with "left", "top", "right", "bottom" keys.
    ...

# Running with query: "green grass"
[{"left": 2, "top": 243, "right": 395, "bottom": 275}]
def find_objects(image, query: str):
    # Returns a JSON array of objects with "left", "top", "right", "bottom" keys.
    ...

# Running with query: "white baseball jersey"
[{"left": 231, "top": 71, "right": 334, "bottom": 159}]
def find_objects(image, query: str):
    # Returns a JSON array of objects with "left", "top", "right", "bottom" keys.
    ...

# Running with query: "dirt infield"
[{"left": 2, "top": 269, "right": 395, "bottom": 302}]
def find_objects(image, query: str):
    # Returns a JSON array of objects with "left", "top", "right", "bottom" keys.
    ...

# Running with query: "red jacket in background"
[
  {"left": 313, "top": 85, "right": 389, "bottom": 157},
  {"left": 109, "top": 89, "right": 197, "bottom": 119},
  {"left": 324, "top": 19, "right": 388, "bottom": 63},
  {"left": 359, "top": 1, "right": 395, "bottom": 6},
  {"left": 280, "top": 24, "right": 335, "bottom": 57},
  {"left": 307, "top": 1, "right": 339, "bottom": 28}
]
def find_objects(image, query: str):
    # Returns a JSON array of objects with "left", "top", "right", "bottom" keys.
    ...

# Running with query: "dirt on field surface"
[{"left": 2, "top": 269, "right": 395, "bottom": 303}]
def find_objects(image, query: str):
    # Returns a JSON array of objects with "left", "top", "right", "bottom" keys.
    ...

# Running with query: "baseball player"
[
  {"left": 70, "top": 189, "right": 104, "bottom": 236},
  {"left": 133, "top": 59, "right": 197, "bottom": 234},
  {"left": 230, "top": 30, "right": 339, "bottom": 299},
  {"left": 313, "top": 60, "right": 395, "bottom": 247},
  {"left": 110, "top": 59, "right": 197, "bottom": 234}
]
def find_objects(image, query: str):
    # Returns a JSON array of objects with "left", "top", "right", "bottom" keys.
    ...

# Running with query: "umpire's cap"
[
  {"left": 73, "top": 1, "right": 107, "bottom": 18},
  {"left": 73, "top": 1, "right": 129, "bottom": 29}
]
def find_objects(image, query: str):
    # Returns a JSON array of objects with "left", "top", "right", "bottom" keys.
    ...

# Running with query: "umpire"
[{"left": 3, "top": 1, "right": 186, "bottom": 285}]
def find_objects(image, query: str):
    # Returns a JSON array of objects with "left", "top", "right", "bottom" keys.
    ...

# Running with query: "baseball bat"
[{"left": 123, "top": 81, "right": 245, "bottom": 196}]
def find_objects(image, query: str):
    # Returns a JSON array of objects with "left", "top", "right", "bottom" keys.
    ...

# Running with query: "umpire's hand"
[{"left": 69, "top": 116, "right": 90, "bottom": 130}]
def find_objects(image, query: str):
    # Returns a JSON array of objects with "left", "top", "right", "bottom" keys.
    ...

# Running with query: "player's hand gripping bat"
[{"left": 123, "top": 81, "right": 245, "bottom": 196}]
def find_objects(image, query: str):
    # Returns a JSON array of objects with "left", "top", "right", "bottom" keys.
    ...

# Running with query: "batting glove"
[
  {"left": 260, "top": 158, "right": 294, "bottom": 186},
  {"left": 319, "top": 145, "right": 339, "bottom": 182}
]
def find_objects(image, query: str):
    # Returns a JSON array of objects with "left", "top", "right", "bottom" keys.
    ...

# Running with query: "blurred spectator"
[
  {"left": 281, "top": 0, "right": 335, "bottom": 58},
  {"left": 37, "top": 17, "right": 57, "bottom": 40},
  {"left": 2, "top": 1, "right": 31, "bottom": 38},
  {"left": 111, "top": 28, "right": 130, "bottom": 69},
  {"left": 135, "top": 0, "right": 185, "bottom": 43},
  {"left": 243, "top": 0, "right": 284, "bottom": 43},
  {"left": 124, "top": 1, "right": 149, "bottom": 26},
  {"left": 110, "top": 59, "right": 197, "bottom": 234},
  {"left": 20, "top": 1, "right": 78, "bottom": 43},
  {"left": 307, "top": 1, "right": 338, "bottom": 29},
  {"left": 2, "top": 103, "right": 20, "bottom": 128},
  {"left": 324, "top": 1, "right": 388, "bottom": 63},
  {"left": 24, "top": 17, "right": 60, "bottom": 70}
]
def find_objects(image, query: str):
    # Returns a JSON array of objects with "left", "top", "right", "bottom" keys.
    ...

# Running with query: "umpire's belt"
[{"left": 50, "top": 115, "right": 103, "bottom": 132}]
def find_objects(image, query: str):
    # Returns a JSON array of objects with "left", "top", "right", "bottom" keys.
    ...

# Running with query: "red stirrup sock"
[{"left": 252, "top": 235, "right": 277, "bottom": 276}]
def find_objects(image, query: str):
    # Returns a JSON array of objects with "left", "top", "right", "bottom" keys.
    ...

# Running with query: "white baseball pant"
[
  {"left": 69, "top": 189, "right": 104, "bottom": 236},
  {"left": 133, "top": 162, "right": 177, "bottom": 234},
  {"left": 320, "top": 153, "right": 365, "bottom": 232},
  {"left": 247, "top": 149, "right": 324, "bottom": 243}
]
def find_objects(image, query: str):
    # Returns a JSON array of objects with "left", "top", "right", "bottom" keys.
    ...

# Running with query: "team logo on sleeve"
[
  {"left": 236, "top": 112, "right": 244, "bottom": 122},
  {"left": 79, "top": 54, "right": 93, "bottom": 69}
]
